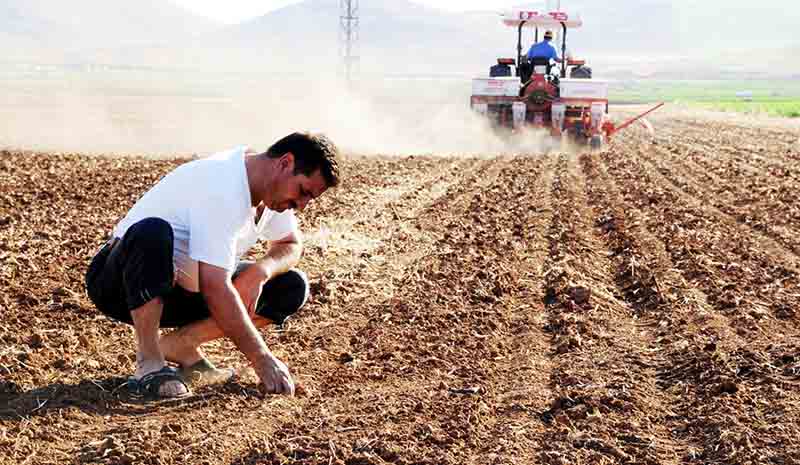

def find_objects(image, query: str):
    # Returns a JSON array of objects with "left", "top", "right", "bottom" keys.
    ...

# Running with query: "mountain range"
[
  {"left": 0, "top": 0, "right": 218, "bottom": 63},
  {"left": 1, "top": 0, "right": 798, "bottom": 77}
]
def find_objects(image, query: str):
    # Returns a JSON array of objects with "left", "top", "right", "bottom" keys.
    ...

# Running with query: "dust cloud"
[
  {"left": 0, "top": 69, "right": 530, "bottom": 157},
  {"left": 0, "top": 0, "right": 555, "bottom": 158}
]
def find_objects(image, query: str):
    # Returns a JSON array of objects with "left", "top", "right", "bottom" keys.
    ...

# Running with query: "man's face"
[{"left": 267, "top": 153, "right": 329, "bottom": 212}]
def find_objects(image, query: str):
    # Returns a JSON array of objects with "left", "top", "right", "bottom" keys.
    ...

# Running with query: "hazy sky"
[
  {"left": 172, "top": 0, "right": 526, "bottom": 23},
  {"left": 170, "top": 0, "right": 798, "bottom": 25}
]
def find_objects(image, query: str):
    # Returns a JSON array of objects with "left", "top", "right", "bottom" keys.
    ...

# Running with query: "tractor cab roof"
[{"left": 502, "top": 9, "right": 583, "bottom": 29}]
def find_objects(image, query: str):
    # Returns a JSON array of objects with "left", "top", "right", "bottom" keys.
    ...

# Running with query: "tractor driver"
[{"left": 526, "top": 30, "right": 562, "bottom": 69}]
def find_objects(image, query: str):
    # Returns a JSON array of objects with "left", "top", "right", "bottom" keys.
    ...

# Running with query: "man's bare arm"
[
  {"left": 252, "top": 231, "right": 303, "bottom": 282},
  {"left": 233, "top": 231, "right": 302, "bottom": 315},
  {"left": 198, "top": 262, "right": 294, "bottom": 394}
]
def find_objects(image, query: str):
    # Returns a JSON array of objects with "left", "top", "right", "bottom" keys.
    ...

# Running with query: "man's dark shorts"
[{"left": 85, "top": 217, "right": 308, "bottom": 328}]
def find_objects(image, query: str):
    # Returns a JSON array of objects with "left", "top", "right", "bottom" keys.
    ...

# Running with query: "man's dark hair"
[{"left": 267, "top": 132, "right": 340, "bottom": 187}]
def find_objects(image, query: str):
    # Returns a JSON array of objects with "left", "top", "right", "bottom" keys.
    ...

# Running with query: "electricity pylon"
[{"left": 339, "top": 0, "right": 359, "bottom": 85}]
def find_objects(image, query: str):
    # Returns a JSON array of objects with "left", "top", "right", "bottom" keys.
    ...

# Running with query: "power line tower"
[{"left": 339, "top": 0, "right": 359, "bottom": 85}]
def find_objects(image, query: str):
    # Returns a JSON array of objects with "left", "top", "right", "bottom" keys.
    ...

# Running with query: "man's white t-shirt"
[{"left": 113, "top": 146, "right": 299, "bottom": 292}]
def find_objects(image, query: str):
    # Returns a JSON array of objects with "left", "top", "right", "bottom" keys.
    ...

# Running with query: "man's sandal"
[
  {"left": 178, "top": 358, "right": 236, "bottom": 386},
  {"left": 127, "top": 366, "right": 191, "bottom": 399}
]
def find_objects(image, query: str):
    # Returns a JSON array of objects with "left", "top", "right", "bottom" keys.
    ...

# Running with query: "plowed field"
[{"left": 2, "top": 111, "right": 800, "bottom": 465}]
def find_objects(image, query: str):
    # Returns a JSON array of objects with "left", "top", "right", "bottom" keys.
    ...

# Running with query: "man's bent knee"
[
  {"left": 87, "top": 217, "right": 176, "bottom": 325},
  {"left": 119, "top": 218, "right": 175, "bottom": 313},
  {"left": 255, "top": 269, "right": 309, "bottom": 325}
]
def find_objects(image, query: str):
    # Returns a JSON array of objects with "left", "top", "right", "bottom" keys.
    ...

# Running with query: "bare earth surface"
[{"left": 2, "top": 110, "right": 800, "bottom": 465}]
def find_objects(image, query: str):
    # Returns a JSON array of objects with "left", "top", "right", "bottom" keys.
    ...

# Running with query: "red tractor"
[{"left": 470, "top": 9, "right": 662, "bottom": 149}]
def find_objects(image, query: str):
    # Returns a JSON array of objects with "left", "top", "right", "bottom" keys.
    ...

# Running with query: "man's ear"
[{"left": 280, "top": 152, "right": 295, "bottom": 173}]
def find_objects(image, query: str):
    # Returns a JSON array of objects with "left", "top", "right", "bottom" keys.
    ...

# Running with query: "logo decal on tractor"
[{"left": 517, "top": 11, "right": 569, "bottom": 21}]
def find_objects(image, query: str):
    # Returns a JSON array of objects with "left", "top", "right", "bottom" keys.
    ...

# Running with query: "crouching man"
[{"left": 85, "top": 133, "right": 340, "bottom": 399}]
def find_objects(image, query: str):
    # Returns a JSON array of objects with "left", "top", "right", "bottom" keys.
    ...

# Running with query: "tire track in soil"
[
  {"left": 478, "top": 154, "right": 558, "bottom": 464},
  {"left": 580, "top": 151, "right": 711, "bottom": 462},
  {"left": 580, "top": 151, "right": 775, "bottom": 464},
  {"left": 534, "top": 152, "right": 685, "bottom": 465},
  {"left": 633, "top": 139, "right": 800, "bottom": 258},
  {"left": 598, "top": 145, "right": 800, "bottom": 464},
  {"left": 432, "top": 154, "right": 557, "bottom": 464},
  {"left": 396, "top": 153, "right": 562, "bottom": 464},
  {"left": 412, "top": 155, "right": 553, "bottom": 464}
]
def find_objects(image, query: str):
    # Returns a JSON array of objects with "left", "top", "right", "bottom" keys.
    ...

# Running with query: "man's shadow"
[{"left": 0, "top": 376, "right": 257, "bottom": 420}]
